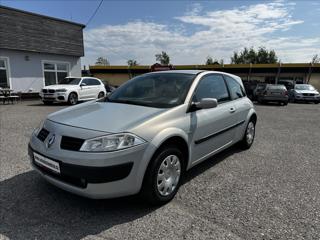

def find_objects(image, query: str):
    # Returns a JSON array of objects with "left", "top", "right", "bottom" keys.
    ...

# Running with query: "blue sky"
[{"left": 1, "top": 0, "right": 320, "bottom": 66}]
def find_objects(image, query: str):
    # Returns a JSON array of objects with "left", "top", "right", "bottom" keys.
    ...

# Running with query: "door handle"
[{"left": 229, "top": 107, "right": 236, "bottom": 113}]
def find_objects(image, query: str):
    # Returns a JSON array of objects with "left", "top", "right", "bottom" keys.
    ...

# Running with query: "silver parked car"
[
  {"left": 289, "top": 84, "right": 320, "bottom": 104},
  {"left": 28, "top": 70, "right": 257, "bottom": 204}
]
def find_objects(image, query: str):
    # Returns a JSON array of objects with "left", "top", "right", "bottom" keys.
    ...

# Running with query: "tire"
[
  {"left": 283, "top": 101, "right": 288, "bottom": 106},
  {"left": 43, "top": 101, "right": 53, "bottom": 105},
  {"left": 68, "top": 92, "right": 78, "bottom": 105},
  {"left": 314, "top": 101, "right": 319, "bottom": 104},
  {"left": 239, "top": 120, "right": 256, "bottom": 149},
  {"left": 98, "top": 92, "right": 105, "bottom": 99},
  {"left": 141, "top": 146, "right": 185, "bottom": 205}
]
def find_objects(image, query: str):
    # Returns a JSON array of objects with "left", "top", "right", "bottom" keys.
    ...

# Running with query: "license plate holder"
[{"left": 33, "top": 152, "right": 60, "bottom": 174}]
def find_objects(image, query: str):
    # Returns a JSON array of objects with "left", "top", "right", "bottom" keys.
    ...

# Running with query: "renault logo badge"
[{"left": 47, "top": 134, "right": 55, "bottom": 148}]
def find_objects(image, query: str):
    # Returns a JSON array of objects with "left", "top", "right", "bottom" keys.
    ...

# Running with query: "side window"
[
  {"left": 225, "top": 76, "right": 245, "bottom": 100},
  {"left": 81, "top": 79, "right": 90, "bottom": 85},
  {"left": 87, "top": 78, "right": 100, "bottom": 86},
  {"left": 193, "top": 74, "right": 230, "bottom": 103}
]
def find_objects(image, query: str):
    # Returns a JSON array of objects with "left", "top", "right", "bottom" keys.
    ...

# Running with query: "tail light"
[{"left": 284, "top": 90, "right": 288, "bottom": 96}]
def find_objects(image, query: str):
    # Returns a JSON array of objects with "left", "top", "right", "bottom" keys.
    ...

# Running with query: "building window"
[
  {"left": 43, "top": 62, "right": 69, "bottom": 86},
  {"left": 0, "top": 58, "right": 10, "bottom": 88}
]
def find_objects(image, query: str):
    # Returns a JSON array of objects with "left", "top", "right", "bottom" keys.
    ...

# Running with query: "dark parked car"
[
  {"left": 243, "top": 80, "right": 259, "bottom": 100},
  {"left": 256, "top": 84, "right": 288, "bottom": 105},
  {"left": 253, "top": 83, "right": 267, "bottom": 100},
  {"left": 104, "top": 82, "right": 116, "bottom": 93}
]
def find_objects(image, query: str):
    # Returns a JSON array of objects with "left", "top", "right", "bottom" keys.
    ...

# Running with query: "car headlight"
[
  {"left": 80, "top": 133, "right": 145, "bottom": 152},
  {"left": 56, "top": 89, "right": 67, "bottom": 92},
  {"left": 33, "top": 119, "right": 45, "bottom": 136}
]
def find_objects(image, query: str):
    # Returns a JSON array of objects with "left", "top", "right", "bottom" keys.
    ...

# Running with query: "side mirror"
[
  {"left": 80, "top": 83, "right": 86, "bottom": 87},
  {"left": 189, "top": 98, "right": 218, "bottom": 112}
]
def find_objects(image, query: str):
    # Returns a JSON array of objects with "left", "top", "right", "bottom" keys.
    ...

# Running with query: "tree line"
[{"left": 95, "top": 48, "right": 319, "bottom": 66}]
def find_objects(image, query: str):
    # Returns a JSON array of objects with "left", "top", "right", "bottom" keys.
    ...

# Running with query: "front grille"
[
  {"left": 302, "top": 93, "right": 315, "bottom": 96},
  {"left": 42, "top": 89, "right": 48, "bottom": 93},
  {"left": 48, "top": 89, "right": 55, "bottom": 93},
  {"left": 60, "top": 136, "right": 85, "bottom": 151},
  {"left": 37, "top": 128, "right": 50, "bottom": 142}
]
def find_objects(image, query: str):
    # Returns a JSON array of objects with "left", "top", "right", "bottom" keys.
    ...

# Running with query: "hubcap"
[
  {"left": 70, "top": 94, "right": 77, "bottom": 104},
  {"left": 246, "top": 122, "right": 255, "bottom": 145},
  {"left": 157, "top": 155, "right": 181, "bottom": 196}
]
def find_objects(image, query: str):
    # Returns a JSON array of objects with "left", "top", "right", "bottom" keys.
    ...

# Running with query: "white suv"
[{"left": 40, "top": 77, "right": 107, "bottom": 105}]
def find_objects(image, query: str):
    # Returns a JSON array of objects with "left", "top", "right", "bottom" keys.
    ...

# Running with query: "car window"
[
  {"left": 108, "top": 73, "right": 195, "bottom": 108},
  {"left": 81, "top": 79, "right": 90, "bottom": 85},
  {"left": 193, "top": 74, "right": 230, "bottom": 103},
  {"left": 225, "top": 75, "right": 245, "bottom": 100},
  {"left": 268, "top": 85, "right": 286, "bottom": 90},
  {"left": 256, "top": 84, "right": 266, "bottom": 90},
  {"left": 89, "top": 79, "right": 101, "bottom": 86}
]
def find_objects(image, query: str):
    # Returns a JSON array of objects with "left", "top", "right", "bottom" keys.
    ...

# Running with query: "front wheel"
[
  {"left": 141, "top": 146, "right": 184, "bottom": 205},
  {"left": 239, "top": 120, "right": 256, "bottom": 149},
  {"left": 68, "top": 92, "right": 78, "bottom": 105}
]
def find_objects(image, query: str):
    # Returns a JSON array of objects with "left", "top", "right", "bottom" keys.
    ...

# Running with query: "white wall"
[{"left": 0, "top": 49, "right": 81, "bottom": 92}]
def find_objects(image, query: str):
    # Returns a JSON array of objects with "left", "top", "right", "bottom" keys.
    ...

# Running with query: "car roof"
[{"left": 147, "top": 70, "right": 204, "bottom": 75}]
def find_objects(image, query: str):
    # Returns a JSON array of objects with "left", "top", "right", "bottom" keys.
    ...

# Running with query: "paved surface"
[{"left": 0, "top": 100, "right": 320, "bottom": 240}]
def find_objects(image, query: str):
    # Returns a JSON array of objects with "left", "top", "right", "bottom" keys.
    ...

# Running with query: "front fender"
[{"left": 134, "top": 127, "right": 190, "bottom": 192}]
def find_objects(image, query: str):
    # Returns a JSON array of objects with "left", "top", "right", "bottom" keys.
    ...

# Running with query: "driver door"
[
  {"left": 189, "top": 74, "right": 239, "bottom": 165},
  {"left": 79, "top": 79, "right": 91, "bottom": 99}
]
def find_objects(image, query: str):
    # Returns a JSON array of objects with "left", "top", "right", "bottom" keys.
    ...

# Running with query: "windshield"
[
  {"left": 268, "top": 85, "right": 286, "bottom": 90},
  {"left": 256, "top": 84, "right": 266, "bottom": 90},
  {"left": 295, "top": 84, "right": 315, "bottom": 91},
  {"left": 59, "top": 78, "right": 81, "bottom": 85},
  {"left": 107, "top": 73, "right": 195, "bottom": 108}
]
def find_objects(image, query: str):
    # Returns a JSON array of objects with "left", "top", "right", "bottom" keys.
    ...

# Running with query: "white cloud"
[{"left": 82, "top": 1, "right": 320, "bottom": 66}]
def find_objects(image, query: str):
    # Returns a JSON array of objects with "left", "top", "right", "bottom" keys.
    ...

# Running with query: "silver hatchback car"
[{"left": 29, "top": 70, "right": 257, "bottom": 204}]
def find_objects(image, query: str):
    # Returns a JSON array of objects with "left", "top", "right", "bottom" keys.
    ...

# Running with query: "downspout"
[
  {"left": 307, "top": 63, "right": 313, "bottom": 84},
  {"left": 275, "top": 62, "right": 281, "bottom": 84}
]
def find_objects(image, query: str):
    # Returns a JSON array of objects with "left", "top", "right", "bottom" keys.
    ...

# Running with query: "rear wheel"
[
  {"left": 141, "top": 146, "right": 184, "bottom": 205},
  {"left": 283, "top": 101, "right": 288, "bottom": 106},
  {"left": 239, "top": 120, "right": 255, "bottom": 149},
  {"left": 314, "top": 101, "right": 319, "bottom": 104},
  {"left": 68, "top": 92, "right": 78, "bottom": 105}
]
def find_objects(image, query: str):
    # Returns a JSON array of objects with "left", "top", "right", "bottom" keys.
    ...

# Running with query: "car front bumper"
[
  {"left": 39, "top": 92, "right": 68, "bottom": 102},
  {"left": 28, "top": 120, "right": 156, "bottom": 199},
  {"left": 294, "top": 95, "right": 320, "bottom": 102}
]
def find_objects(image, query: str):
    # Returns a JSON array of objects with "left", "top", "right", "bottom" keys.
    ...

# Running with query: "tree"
[
  {"left": 206, "top": 56, "right": 222, "bottom": 65},
  {"left": 231, "top": 47, "right": 278, "bottom": 64},
  {"left": 127, "top": 59, "right": 138, "bottom": 67},
  {"left": 311, "top": 54, "right": 320, "bottom": 64},
  {"left": 155, "top": 51, "right": 170, "bottom": 65},
  {"left": 95, "top": 57, "right": 109, "bottom": 66}
]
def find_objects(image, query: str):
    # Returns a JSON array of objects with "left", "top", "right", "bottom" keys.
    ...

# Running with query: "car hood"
[
  {"left": 43, "top": 84, "right": 77, "bottom": 89},
  {"left": 47, "top": 101, "right": 167, "bottom": 133},
  {"left": 295, "top": 89, "right": 319, "bottom": 94}
]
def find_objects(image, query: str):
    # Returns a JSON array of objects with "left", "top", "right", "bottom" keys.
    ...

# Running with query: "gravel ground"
[{"left": 0, "top": 100, "right": 320, "bottom": 240}]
